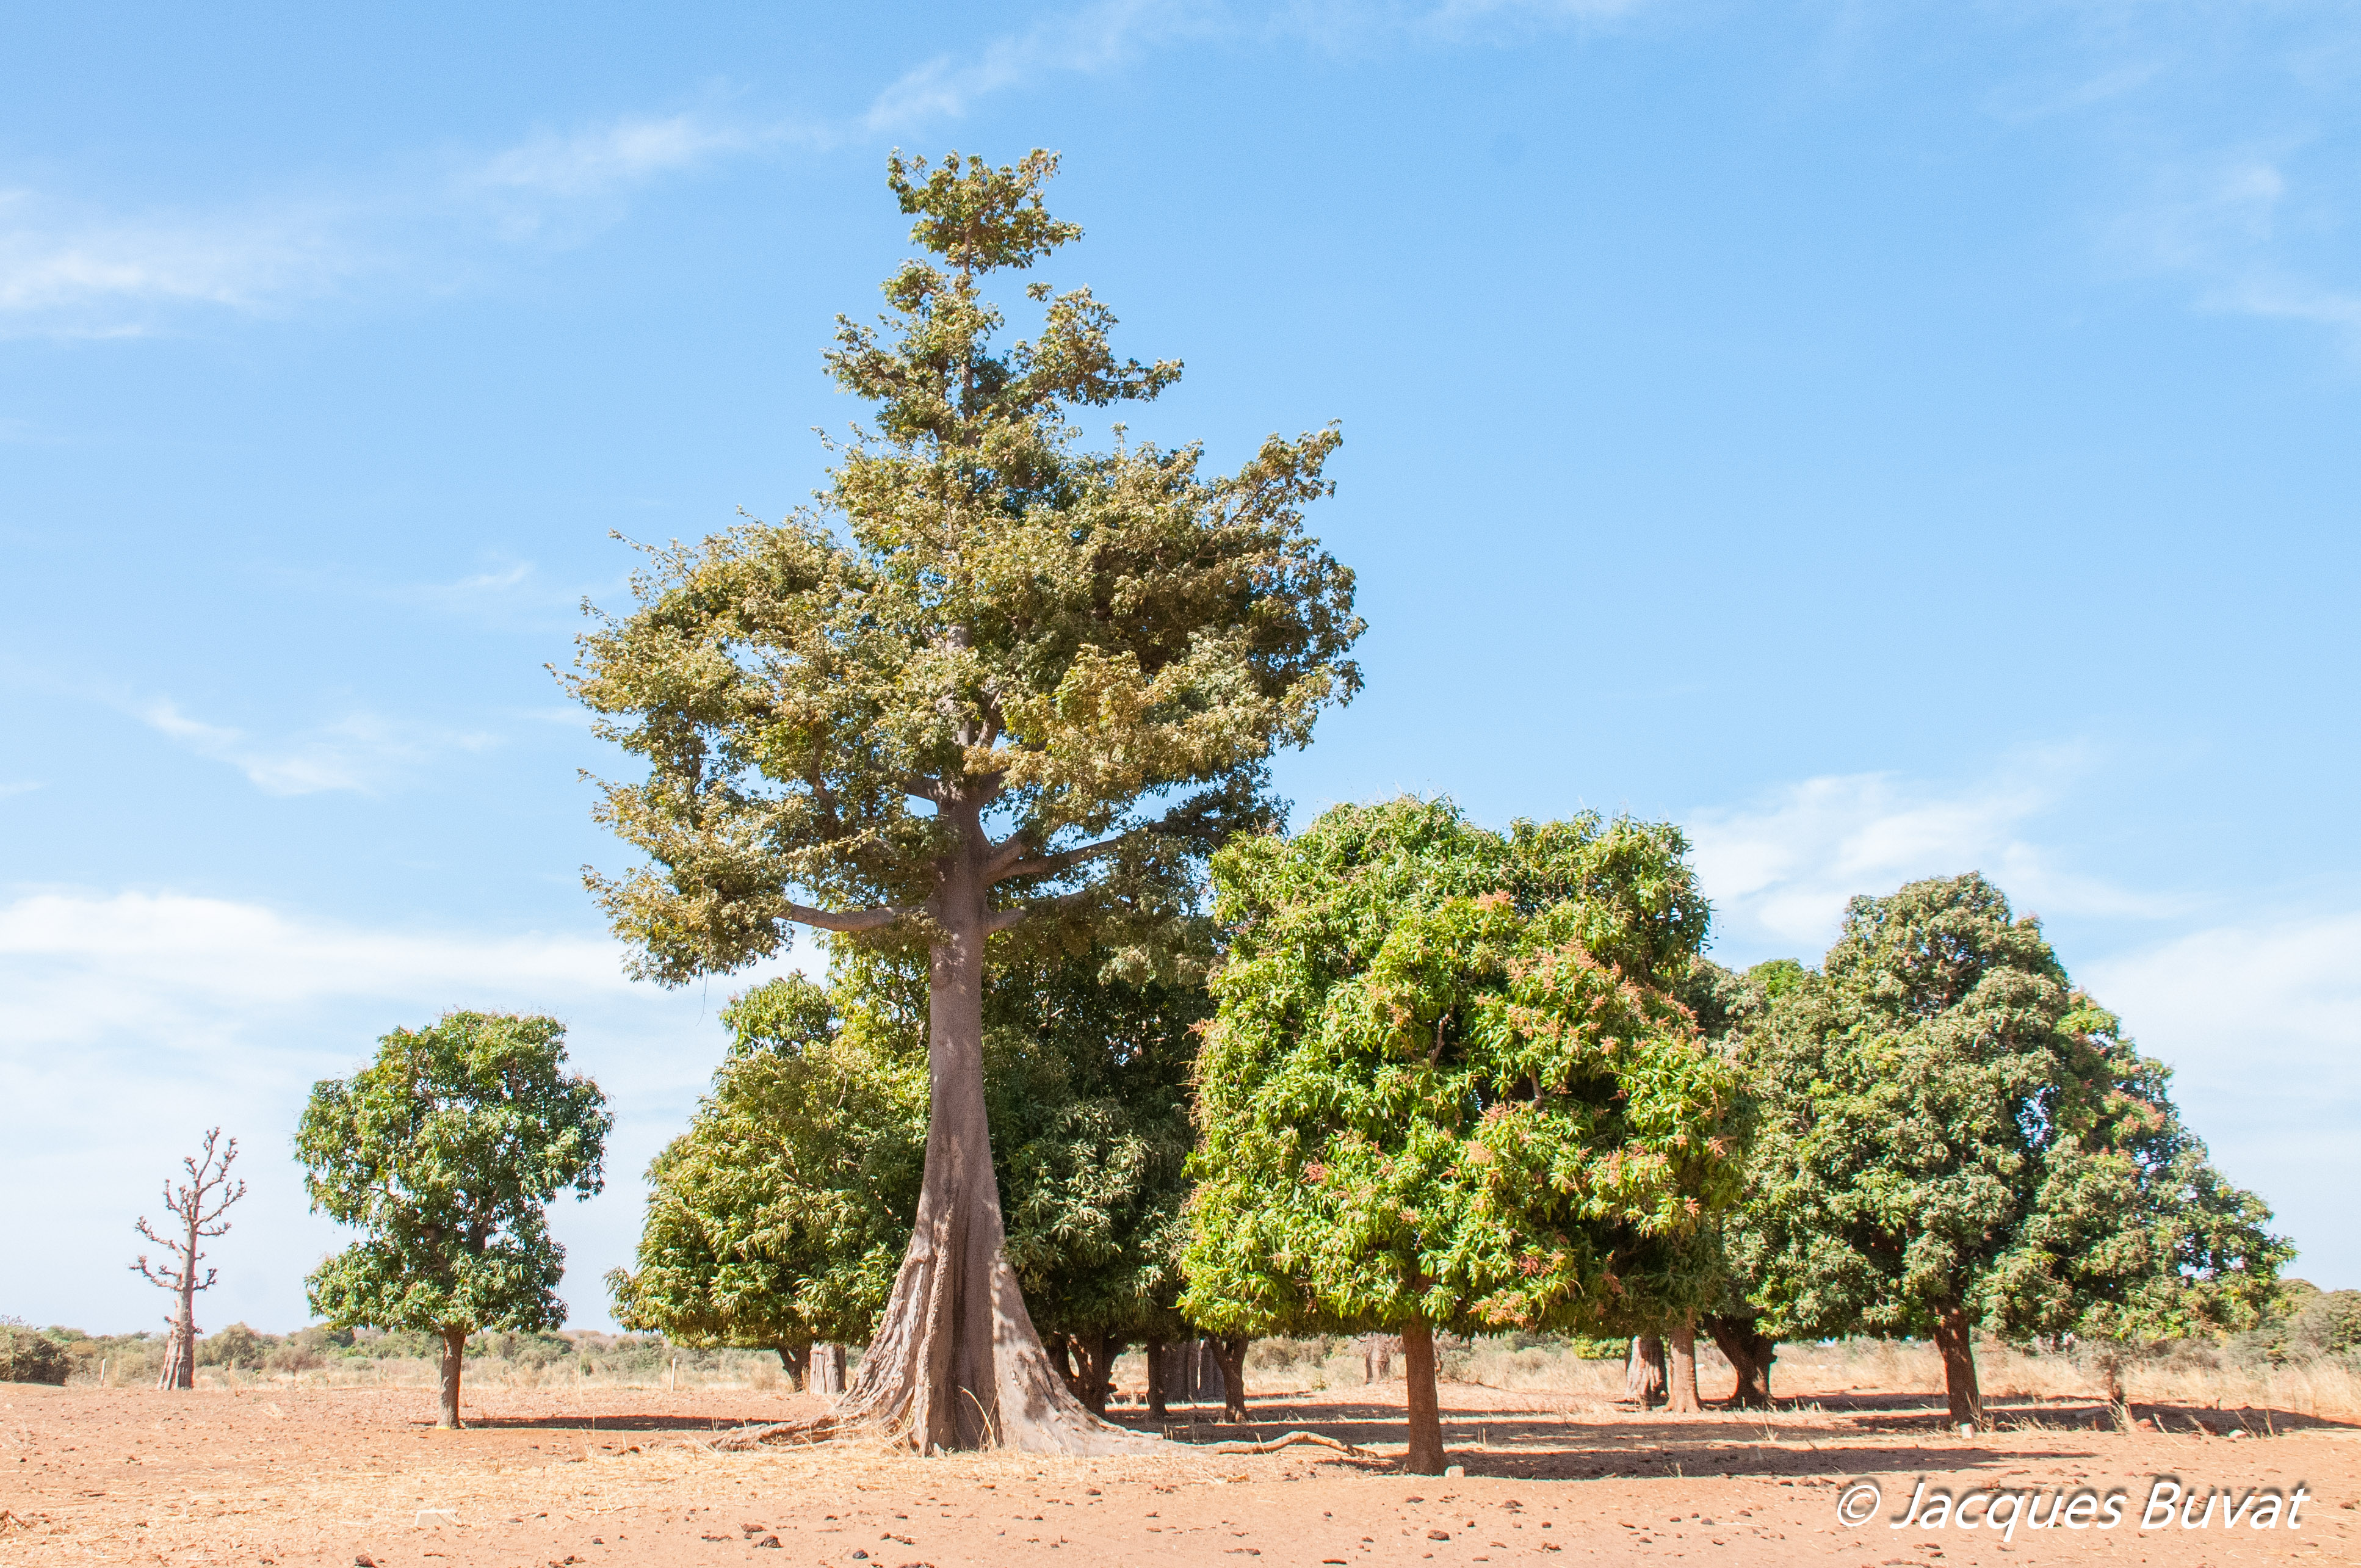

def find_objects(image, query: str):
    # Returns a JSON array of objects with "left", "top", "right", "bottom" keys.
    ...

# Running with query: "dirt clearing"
[{"left": 4, "top": 1379, "right": 2355, "bottom": 1566}]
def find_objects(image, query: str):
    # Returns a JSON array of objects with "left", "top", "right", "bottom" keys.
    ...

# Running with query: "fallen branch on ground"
[
  {"left": 1202, "top": 1431, "right": 1369, "bottom": 1457},
  {"left": 710, "top": 1417, "right": 838, "bottom": 1451}
]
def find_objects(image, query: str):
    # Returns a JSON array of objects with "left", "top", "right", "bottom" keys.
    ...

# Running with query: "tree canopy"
[
  {"left": 1733, "top": 873, "right": 2286, "bottom": 1426},
  {"left": 1182, "top": 797, "right": 1746, "bottom": 1470},
  {"left": 570, "top": 146, "right": 1360, "bottom": 1454},
  {"left": 298, "top": 1011, "right": 610, "bottom": 1429}
]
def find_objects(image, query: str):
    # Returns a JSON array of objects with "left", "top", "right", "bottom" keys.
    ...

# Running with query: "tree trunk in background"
[
  {"left": 163, "top": 1285, "right": 197, "bottom": 1390},
  {"left": 1212, "top": 1336, "right": 1250, "bottom": 1423},
  {"left": 1363, "top": 1334, "right": 1398, "bottom": 1382},
  {"left": 1665, "top": 1317, "right": 1701, "bottom": 1413},
  {"left": 1933, "top": 1306, "right": 1984, "bottom": 1429},
  {"left": 1144, "top": 1336, "right": 1168, "bottom": 1422},
  {"left": 2099, "top": 1345, "right": 2130, "bottom": 1430},
  {"left": 775, "top": 1342, "right": 810, "bottom": 1392},
  {"left": 1702, "top": 1314, "right": 1775, "bottom": 1409},
  {"left": 1625, "top": 1336, "right": 1667, "bottom": 1407},
  {"left": 830, "top": 851, "right": 1143, "bottom": 1454},
  {"left": 1401, "top": 1320, "right": 1446, "bottom": 1475},
  {"left": 436, "top": 1329, "right": 467, "bottom": 1430},
  {"left": 1075, "top": 1332, "right": 1123, "bottom": 1415},
  {"left": 810, "top": 1343, "right": 847, "bottom": 1394}
]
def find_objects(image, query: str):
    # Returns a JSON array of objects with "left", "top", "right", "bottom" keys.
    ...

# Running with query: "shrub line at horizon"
[{"left": 1182, "top": 797, "right": 1748, "bottom": 1474}]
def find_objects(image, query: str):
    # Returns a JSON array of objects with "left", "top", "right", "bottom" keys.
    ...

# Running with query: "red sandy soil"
[{"left": 3, "top": 1378, "right": 2355, "bottom": 1567}]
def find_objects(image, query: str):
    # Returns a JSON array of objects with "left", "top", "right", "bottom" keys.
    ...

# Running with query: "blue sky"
[{"left": 4, "top": 1, "right": 2356, "bottom": 1334}]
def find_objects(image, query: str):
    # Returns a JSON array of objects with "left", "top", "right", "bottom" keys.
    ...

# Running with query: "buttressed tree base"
[{"left": 573, "top": 149, "right": 1361, "bottom": 1454}]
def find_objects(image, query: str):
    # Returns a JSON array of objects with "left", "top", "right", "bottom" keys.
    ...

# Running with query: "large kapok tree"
[
  {"left": 571, "top": 150, "right": 1361, "bottom": 1453},
  {"left": 1181, "top": 798, "right": 1747, "bottom": 1472}
]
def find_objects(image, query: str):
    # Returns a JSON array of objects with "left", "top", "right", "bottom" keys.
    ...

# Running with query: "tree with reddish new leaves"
[{"left": 133, "top": 1128, "right": 245, "bottom": 1390}]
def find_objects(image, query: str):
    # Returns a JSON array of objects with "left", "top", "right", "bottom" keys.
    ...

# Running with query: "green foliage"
[
  {"left": 298, "top": 1012, "right": 611, "bottom": 1339},
  {"left": 1735, "top": 874, "right": 2287, "bottom": 1348},
  {"left": 197, "top": 1321, "right": 267, "bottom": 1369},
  {"left": 569, "top": 146, "right": 1363, "bottom": 980},
  {"left": 1182, "top": 797, "right": 1747, "bottom": 1340},
  {"left": 0, "top": 1320, "right": 70, "bottom": 1385},
  {"left": 612, "top": 950, "right": 1207, "bottom": 1348}
]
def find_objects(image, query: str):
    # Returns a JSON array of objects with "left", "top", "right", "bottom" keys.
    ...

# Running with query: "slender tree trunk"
[
  {"left": 1625, "top": 1335, "right": 1667, "bottom": 1407},
  {"left": 833, "top": 851, "right": 1142, "bottom": 1454},
  {"left": 1144, "top": 1335, "right": 1168, "bottom": 1422},
  {"left": 2097, "top": 1343, "right": 2130, "bottom": 1429},
  {"left": 1401, "top": 1320, "right": 1446, "bottom": 1475},
  {"left": 169, "top": 1278, "right": 197, "bottom": 1391},
  {"left": 775, "top": 1342, "right": 809, "bottom": 1392},
  {"left": 436, "top": 1329, "right": 466, "bottom": 1430},
  {"left": 1932, "top": 1306, "right": 1984, "bottom": 1429},
  {"left": 1665, "top": 1316, "right": 1702, "bottom": 1413},
  {"left": 1702, "top": 1314, "right": 1775, "bottom": 1409},
  {"left": 1212, "top": 1335, "right": 1250, "bottom": 1425}
]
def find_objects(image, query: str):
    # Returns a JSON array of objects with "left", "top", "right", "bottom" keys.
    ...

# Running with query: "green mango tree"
[
  {"left": 1182, "top": 798, "right": 1747, "bottom": 1472},
  {"left": 1735, "top": 874, "right": 2287, "bottom": 1428},
  {"left": 298, "top": 1012, "right": 610, "bottom": 1429}
]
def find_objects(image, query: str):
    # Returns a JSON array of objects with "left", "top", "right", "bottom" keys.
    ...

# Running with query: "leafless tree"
[{"left": 134, "top": 1129, "right": 245, "bottom": 1389}]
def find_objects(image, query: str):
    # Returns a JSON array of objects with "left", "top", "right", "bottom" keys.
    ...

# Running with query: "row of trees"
[{"left": 548, "top": 148, "right": 2286, "bottom": 1465}]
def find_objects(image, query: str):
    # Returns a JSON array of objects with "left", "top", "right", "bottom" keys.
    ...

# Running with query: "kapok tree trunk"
[
  {"left": 1664, "top": 1317, "right": 1702, "bottom": 1413},
  {"left": 1144, "top": 1335, "right": 1168, "bottom": 1420},
  {"left": 812, "top": 1342, "right": 847, "bottom": 1394},
  {"left": 1702, "top": 1314, "right": 1775, "bottom": 1409},
  {"left": 1932, "top": 1306, "right": 1984, "bottom": 1429},
  {"left": 1625, "top": 1335, "right": 1667, "bottom": 1407},
  {"left": 775, "top": 1342, "right": 810, "bottom": 1391},
  {"left": 168, "top": 1281, "right": 197, "bottom": 1390},
  {"left": 831, "top": 872, "right": 1145, "bottom": 1454},
  {"left": 1212, "top": 1335, "right": 1250, "bottom": 1424},
  {"left": 436, "top": 1328, "right": 467, "bottom": 1430},
  {"left": 1401, "top": 1319, "right": 1447, "bottom": 1475}
]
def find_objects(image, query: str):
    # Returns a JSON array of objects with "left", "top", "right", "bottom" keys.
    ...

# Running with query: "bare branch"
[
  {"left": 993, "top": 831, "right": 1131, "bottom": 884},
  {"left": 986, "top": 886, "right": 1098, "bottom": 933}
]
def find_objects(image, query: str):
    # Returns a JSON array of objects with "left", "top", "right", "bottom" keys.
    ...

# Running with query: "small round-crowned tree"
[
  {"left": 298, "top": 1011, "right": 610, "bottom": 1429},
  {"left": 1182, "top": 798, "right": 1746, "bottom": 1473}
]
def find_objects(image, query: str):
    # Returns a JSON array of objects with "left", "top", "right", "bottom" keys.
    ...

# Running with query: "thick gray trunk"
[
  {"left": 436, "top": 1329, "right": 466, "bottom": 1430},
  {"left": 832, "top": 848, "right": 1144, "bottom": 1454}
]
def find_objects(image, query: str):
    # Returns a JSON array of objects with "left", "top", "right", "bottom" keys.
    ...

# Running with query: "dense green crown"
[
  {"left": 612, "top": 951, "right": 1206, "bottom": 1348},
  {"left": 1182, "top": 798, "right": 1745, "bottom": 1339},
  {"left": 1736, "top": 873, "right": 2286, "bottom": 1344},
  {"left": 298, "top": 1013, "right": 610, "bottom": 1337},
  {"left": 569, "top": 149, "right": 1362, "bottom": 980}
]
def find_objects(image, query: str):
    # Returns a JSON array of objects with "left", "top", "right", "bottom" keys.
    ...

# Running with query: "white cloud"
[
  {"left": 862, "top": 0, "right": 1215, "bottom": 131},
  {"left": 0, "top": 887, "right": 815, "bottom": 1331},
  {"left": 1685, "top": 755, "right": 2171, "bottom": 958},
  {"left": 465, "top": 113, "right": 757, "bottom": 199},
  {"left": 139, "top": 698, "right": 496, "bottom": 795}
]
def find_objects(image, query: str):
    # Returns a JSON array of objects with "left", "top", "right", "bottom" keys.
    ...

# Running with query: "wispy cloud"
[
  {"left": 0, "top": 781, "right": 40, "bottom": 801},
  {"left": 1685, "top": 751, "right": 2174, "bottom": 957},
  {"left": 139, "top": 698, "right": 496, "bottom": 795}
]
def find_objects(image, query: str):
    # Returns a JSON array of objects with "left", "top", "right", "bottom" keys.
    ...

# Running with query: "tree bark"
[
  {"left": 1076, "top": 1332, "right": 1119, "bottom": 1417},
  {"left": 830, "top": 848, "right": 1144, "bottom": 1454},
  {"left": 1665, "top": 1317, "right": 1702, "bottom": 1413},
  {"left": 1144, "top": 1335, "right": 1168, "bottom": 1421},
  {"left": 2097, "top": 1344, "right": 2130, "bottom": 1430},
  {"left": 775, "top": 1342, "right": 810, "bottom": 1392},
  {"left": 1625, "top": 1335, "right": 1667, "bottom": 1407},
  {"left": 436, "top": 1328, "right": 466, "bottom": 1430},
  {"left": 1212, "top": 1335, "right": 1250, "bottom": 1424},
  {"left": 1932, "top": 1306, "right": 1984, "bottom": 1429},
  {"left": 1701, "top": 1313, "right": 1775, "bottom": 1409},
  {"left": 811, "top": 1342, "right": 847, "bottom": 1394},
  {"left": 1401, "top": 1320, "right": 1446, "bottom": 1475}
]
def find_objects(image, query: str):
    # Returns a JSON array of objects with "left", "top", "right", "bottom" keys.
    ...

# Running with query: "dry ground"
[{"left": 4, "top": 1374, "right": 2357, "bottom": 1568}]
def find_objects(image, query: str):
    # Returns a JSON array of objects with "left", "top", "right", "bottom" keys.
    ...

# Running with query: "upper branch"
[{"left": 784, "top": 902, "right": 914, "bottom": 934}]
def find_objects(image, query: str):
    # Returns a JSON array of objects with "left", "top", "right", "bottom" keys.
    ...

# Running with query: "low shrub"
[{"left": 0, "top": 1323, "right": 71, "bottom": 1386}]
